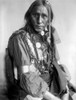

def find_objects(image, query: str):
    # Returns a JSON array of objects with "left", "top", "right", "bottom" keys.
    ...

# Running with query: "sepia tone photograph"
[{"left": 0, "top": 0, "right": 76, "bottom": 100}]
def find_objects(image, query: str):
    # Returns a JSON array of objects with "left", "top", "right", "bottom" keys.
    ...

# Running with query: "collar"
[{"left": 24, "top": 23, "right": 61, "bottom": 44}]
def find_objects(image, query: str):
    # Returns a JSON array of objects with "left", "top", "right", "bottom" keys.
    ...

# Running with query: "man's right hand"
[{"left": 24, "top": 95, "right": 42, "bottom": 100}]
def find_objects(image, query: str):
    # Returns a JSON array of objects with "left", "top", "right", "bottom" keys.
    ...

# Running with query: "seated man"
[{"left": 5, "top": 0, "right": 76, "bottom": 100}]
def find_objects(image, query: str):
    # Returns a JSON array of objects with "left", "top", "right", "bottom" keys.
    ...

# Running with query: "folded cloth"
[{"left": 20, "top": 72, "right": 49, "bottom": 98}]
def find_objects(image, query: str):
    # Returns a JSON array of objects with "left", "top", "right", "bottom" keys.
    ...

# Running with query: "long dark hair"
[
  {"left": 51, "top": 28, "right": 55, "bottom": 61},
  {"left": 25, "top": 0, "right": 55, "bottom": 61}
]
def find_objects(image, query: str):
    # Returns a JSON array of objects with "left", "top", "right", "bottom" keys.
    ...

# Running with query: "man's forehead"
[{"left": 32, "top": 5, "right": 48, "bottom": 15}]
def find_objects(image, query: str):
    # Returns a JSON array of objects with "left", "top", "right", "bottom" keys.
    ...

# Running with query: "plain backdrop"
[{"left": 0, "top": 0, "right": 76, "bottom": 89}]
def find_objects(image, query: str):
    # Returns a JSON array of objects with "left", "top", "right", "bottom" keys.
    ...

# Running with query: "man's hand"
[
  {"left": 24, "top": 95, "right": 42, "bottom": 100},
  {"left": 52, "top": 96, "right": 61, "bottom": 100},
  {"left": 43, "top": 91, "right": 61, "bottom": 100}
]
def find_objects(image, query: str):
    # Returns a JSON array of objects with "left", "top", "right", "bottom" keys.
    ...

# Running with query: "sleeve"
[
  {"left": 20, "top": 72, "right": 49, "bottom": 98},
  {"left": 53, "top": 28, "right": 61, "bottom": 44},
  {"left": 59, "top": 64, "right": 71, "bottom": 81},
  {"left": 53, "top": 28, "right": 61, "bottom": 61},
  {"left": 5, "top": 38, "right": 15, "bottom": 85},
  {"left": 55, "top": 45, "right": 60, "bottom": 61}
]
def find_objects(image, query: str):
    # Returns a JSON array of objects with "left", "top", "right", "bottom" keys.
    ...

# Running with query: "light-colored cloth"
[{"left": 20, "top": 72, "right": 49, "bottom": 98}]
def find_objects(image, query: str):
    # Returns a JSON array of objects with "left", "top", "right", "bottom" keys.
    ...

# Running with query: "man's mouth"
[
  {"left": 34, "top": 27, "right": 43, "bottom": 32},
  {"left": 35, "top": 25, "right": 43, "bottom": 29}
]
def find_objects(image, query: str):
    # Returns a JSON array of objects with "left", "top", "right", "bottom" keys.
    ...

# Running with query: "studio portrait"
[{"left": 0, "top": 0, "right": 76, "bottom": 100}]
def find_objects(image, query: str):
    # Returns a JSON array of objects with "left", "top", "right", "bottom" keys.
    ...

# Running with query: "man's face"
[{"left": 31, "top": 5, "right": 49, "bottom": 33}]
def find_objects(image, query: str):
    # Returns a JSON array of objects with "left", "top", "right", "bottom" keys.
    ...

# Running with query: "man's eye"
[
  {"left": 42, "top": 14, "right": 48, "bottom": 19},
  {"left": 33, "top": 13, "right": 38, "bottom": 18}
]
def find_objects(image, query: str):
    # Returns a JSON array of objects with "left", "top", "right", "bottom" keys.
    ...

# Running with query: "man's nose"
[{"left": 37, "top": 16, "right": 42, "bottom": 24}]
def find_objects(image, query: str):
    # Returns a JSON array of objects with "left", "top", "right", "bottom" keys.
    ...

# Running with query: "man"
[{"left": 5, "top": 0, "right": 76, "bottom": 100}]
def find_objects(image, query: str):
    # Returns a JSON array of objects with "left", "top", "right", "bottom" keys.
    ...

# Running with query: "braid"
[{"left": 51, "top": 29, "right": 55, "bottom": 62}]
